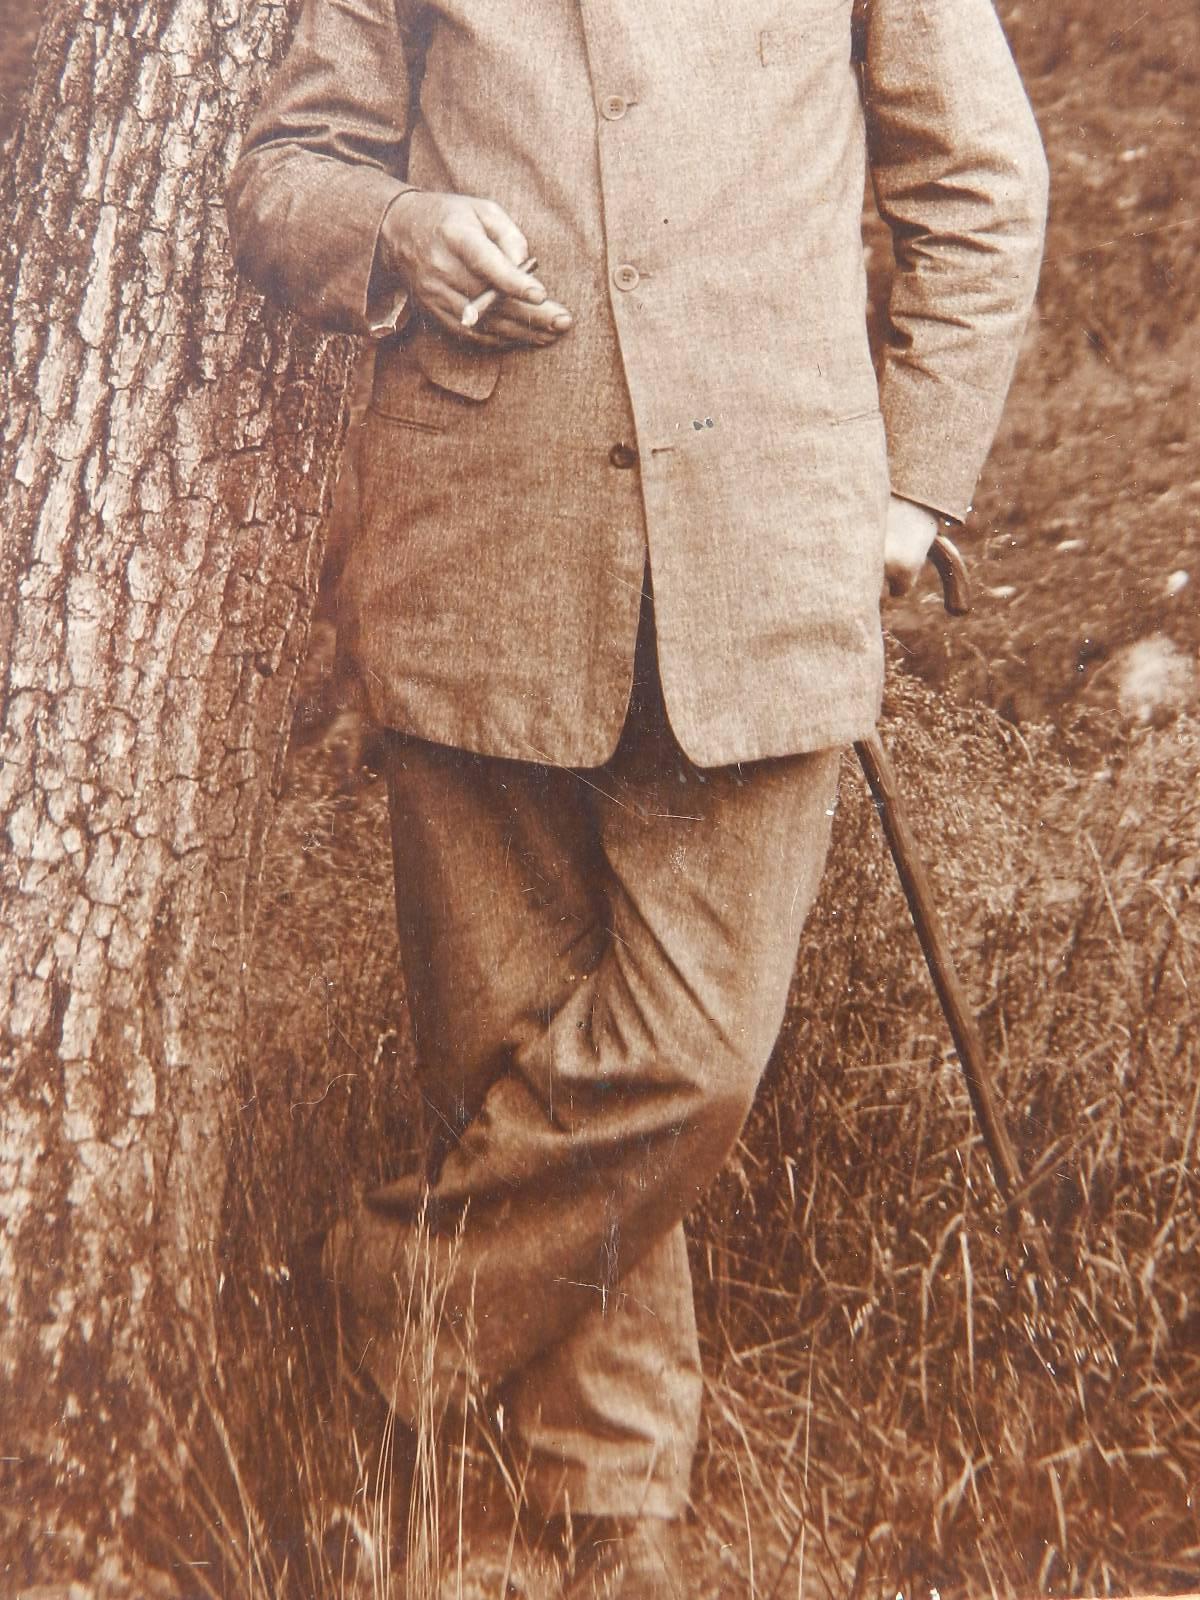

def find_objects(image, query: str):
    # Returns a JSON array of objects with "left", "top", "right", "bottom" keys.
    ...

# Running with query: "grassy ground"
[
  {"left": 205, "top": 669, "right": 1196, "bottom": 1599},
  {"left": 182, "top": 665, "right": 1197, "bottom": 1599},
  {"left": 697, "top": 685, "right": 1200, "bottom": 1597}
]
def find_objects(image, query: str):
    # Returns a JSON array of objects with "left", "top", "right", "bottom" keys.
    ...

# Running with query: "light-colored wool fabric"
[
  {"left": 228, "top": 0, "right": 1047, "bottom": 769},
  {"left": 328, "top": 651, "right": 842, "bottom": 1516},
  {"left": 228, "top": 0, "right": 1048, "bottom": 1528}
]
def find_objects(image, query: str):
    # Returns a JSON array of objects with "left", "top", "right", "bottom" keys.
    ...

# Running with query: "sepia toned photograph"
[{"left": 0, "top": 0, "right": 1197, "bottom": 1596}]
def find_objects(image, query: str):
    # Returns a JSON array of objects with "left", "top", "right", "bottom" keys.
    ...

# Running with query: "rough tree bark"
[{"left": 0, "top": 0, "right": 350, "bottom": 1585}]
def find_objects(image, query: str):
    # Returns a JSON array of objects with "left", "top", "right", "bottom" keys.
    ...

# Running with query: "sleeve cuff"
[
  {"left": 878, "top": 358, "right": 1012, "bottom": 524},
  {"left": 366, "top": 188, "right": 419, "bottom": 338},
  {"left": 367, "top": 296, "right": 411, "bottom": 339},
  {"left": 312, "top": 166, "right": 415, "bottom": 336}
]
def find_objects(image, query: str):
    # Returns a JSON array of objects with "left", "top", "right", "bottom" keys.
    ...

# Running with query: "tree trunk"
[{"left": 0, "top": 0, "right": 351, "bottom": 1583}]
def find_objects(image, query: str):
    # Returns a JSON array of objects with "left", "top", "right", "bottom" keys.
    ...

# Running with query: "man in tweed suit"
[{"left": 229, "top": 0, "right": 1047, "bottom": 1589}]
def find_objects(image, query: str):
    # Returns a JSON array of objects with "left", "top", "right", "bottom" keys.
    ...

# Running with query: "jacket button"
[
  {"left": 608, "top": 442, "right": 639, "bottom": 469},
  {"left": 613, "top": 263, "right": 640, "bottom": 292},
  {"left": 601, "top": 94, "right": 628, "bottom": 120}
]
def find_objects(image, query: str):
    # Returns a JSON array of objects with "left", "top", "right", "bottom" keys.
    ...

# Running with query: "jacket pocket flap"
[{"left": 411, "top": 323, "right": 501, "bottom": 401}]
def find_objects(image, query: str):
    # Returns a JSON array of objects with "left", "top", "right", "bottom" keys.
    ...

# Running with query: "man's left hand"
[{"left": 883, "top": 495, "right": 941, "bottom": 599}]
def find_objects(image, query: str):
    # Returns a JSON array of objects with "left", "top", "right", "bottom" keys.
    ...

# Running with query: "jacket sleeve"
[
  {"left": 226, "top": 0, "right": 423, "bottom": 335},
  {"left": 862, "top": 0, "right": 1049, "bottom": 522}
]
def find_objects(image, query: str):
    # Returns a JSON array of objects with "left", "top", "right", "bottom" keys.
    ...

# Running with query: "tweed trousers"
[{"left": 326, "top": 604, "right": 840, "bottom": 1516}]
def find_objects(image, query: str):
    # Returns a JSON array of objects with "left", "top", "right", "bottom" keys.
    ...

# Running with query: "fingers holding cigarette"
[
  {"left": 379, "top": 191, "right": 572, "bottom": 348},
  {"left": 461, "top": 258, "right": 538, "bottom": 327},
  {"left": 459, "top": 266, "right": 574, "bottom": 346}
]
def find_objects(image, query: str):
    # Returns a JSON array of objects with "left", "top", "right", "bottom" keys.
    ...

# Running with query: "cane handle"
[{"left": 928, "top": 533, "right": 972, "bottom": 617}]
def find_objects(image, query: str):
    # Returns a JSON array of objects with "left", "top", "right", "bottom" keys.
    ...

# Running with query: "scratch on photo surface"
[
  {"left": 607, "top": 565, "right": 646, "bottom": 596},
  {"left": 549, "top": 1277, "right": 661, "bottom": 1317},
  {"left": 290, "top": 1071, "right": 357, "bottom": 1114},
  {"left": 1043, "top": 214, "right": 1199, "bottom": 265},
  {"left": 1107, "top": 7, "right": 1150, "bottom": 47},
  {"left": 521, "top": 744, "right": 636, "bottom": 815},
  {"left": 552, "top": 1276, "right": 607, "bottom": 1299},
  {"left": 421, "top": 1088, "right": 461, "bottom": 1144}
]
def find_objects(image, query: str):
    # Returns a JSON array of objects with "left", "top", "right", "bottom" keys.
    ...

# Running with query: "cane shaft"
[{"left": 855, "top": 731, "right": 1025, "bottom": 1206}]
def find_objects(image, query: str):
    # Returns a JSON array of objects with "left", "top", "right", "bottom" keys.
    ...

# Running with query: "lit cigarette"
[{"left": 461, "top": 256, "right": 538, "bottom": 329}]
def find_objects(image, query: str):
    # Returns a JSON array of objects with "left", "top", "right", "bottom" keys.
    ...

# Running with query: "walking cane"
[
  {"left": 854, "top": 536, "right": 1053, "bottom": 1278},
  {"left": 765, "top": 547, "right": 1056, "bottom": 1600}
]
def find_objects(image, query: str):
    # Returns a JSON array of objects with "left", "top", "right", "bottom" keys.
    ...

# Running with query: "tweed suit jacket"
[{"left": 229, "top": 0, "right": 1048, "bottom": 768}]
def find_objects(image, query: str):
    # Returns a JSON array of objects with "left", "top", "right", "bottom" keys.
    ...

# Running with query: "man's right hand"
[{"left": 380, "top": 191, "right": 573, "bottom": 349}]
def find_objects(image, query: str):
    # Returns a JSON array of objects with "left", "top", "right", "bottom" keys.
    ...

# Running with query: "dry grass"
[
  {"left": 144, "top": 667, "right": 1200, "bottom": 1598},
  {"left": 138, "top": 730, "right": 567, "bottom": 1599},
  {"left": 695, "top": 676, "right": 1200, "bottom": 1598}
]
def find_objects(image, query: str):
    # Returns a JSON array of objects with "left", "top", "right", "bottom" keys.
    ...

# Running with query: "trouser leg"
[
  {"left": 382, "top": 733, "right": 606, "bottom": 1179},
  {"left": 509, "top": 1224, "right": 702, "bottom": 1519},
  {"left": 506, "top": 692, "right": 838, "bottom": 1518},
  {"left": 327, "top": 673, "right": 839, "bottom": 1514},
  {"left": 373, "top": 721, "right": 706, "bottom": 1517}
]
